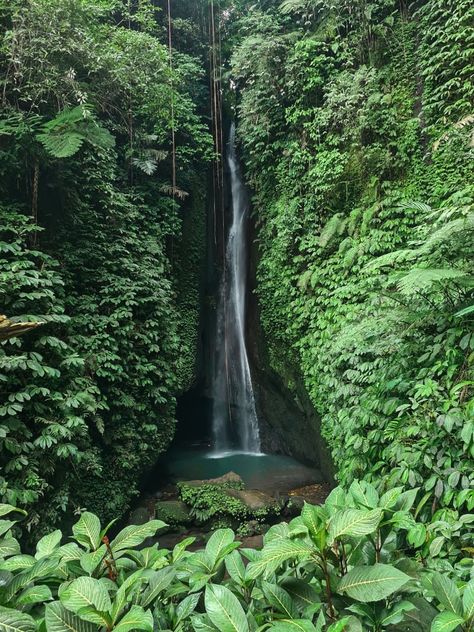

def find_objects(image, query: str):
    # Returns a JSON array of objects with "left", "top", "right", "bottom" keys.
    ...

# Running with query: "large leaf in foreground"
[
  {"left": 205, "top": 584, "right": 249, "bottom": 632},
  {"left": 270, "top": 620, "right": 317, "bottom": 632},
  {"left": 45, "top": 602, "right": 96, "bottom": 632},
  {"left": 246, "top": 539, "right": 312, "bottom": 579},
  {"left": 110, "top": 520, "right": 165, "bottom": 554},
  {"left": 72, "top": 513, "right": 101, "bottom": 551},
  {"left": 205, "top": 529, "right": 235, "bottom": 567},
  {"left": 328, "top": 509, "right": 382, "bottom": 543},
  {"left": 113, "top": 606, "right": 153, "bottom": 632},
  {"left": 431, "top": 611, "right": 465, "bottom": 632},
  {"left": 0, "top": 607, "right": 35, "bottom": 632},
  {"left": 59, "top": 577, "right": 111, "bottom": 614},
  {"left": 338, "top": 563, "right": 411, "bottom": 602},
  {"left": 432, "top": 573, "right": 463, "bottom": 616}
]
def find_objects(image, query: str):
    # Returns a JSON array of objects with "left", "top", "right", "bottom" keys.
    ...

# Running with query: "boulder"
[
  {"left": 179, "top": 471, "right": 244, "bottom": 489},
  {"left": 128, "top": 506, "right": 151, "bottom": 525},
  {"left": 155, "top": 500, "right": 192, "bottom": 526},
  {"left": 226, "top": 489, "right": 278, "bottom": 512}
]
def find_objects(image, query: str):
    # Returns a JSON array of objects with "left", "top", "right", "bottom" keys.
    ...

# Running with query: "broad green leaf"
[
  {"left": 112, "top": 570, "right": 146, "bottom": 622},
  {"left": 328, "top": 618, "right": 353, "bottom": 632},
  {"left": 15, "top": 584, "right": 52, "bottom": 606},
  {"left": 45, "top": 602, "right": 96, "bottom": 632},
  {"left": 57, "top": 543, "right": 83, "bottom": 563},
  {"left": 225, "top": 550, "right": 246, "bottom": 585},
  {"left": 349, "top": 481, "right": 379, "bottom": 508},
  {"left": 0, "top": 522, "right": 16, "bottom": 538},
  {"left": 0, "top": 505, "right": 26, "bottom": 518},
  {"left": 110, "top": 520, "right": 165, "bottom": 554},
  {"left": 338, "top": 563, "right": 411, "bottom": 602},
  {"left": 379, "top": 487, "right": 404, "bottom": 510},
  {"left": 246, "top": 539, "right": 312, "bottom": 579},
  {"left": 0, "top": 554, "right": 35, "bottom": 572},
  {"left": 430, "top": 537, "right": 445, "bottom": 557},
  {"left": 72, "top": 513, "right": 101, "bottom": 551},
  {"left": 281, "top": 578, "right": 320, "bottom": 609},
  {"left": 79, "top": 545, "right": 106, "bottom": 574},
  {"left": 463, "top": 579, "right": 474, "bottom": 619},
  {"left": 70, "top": 607, "right": 112, "bottom": 627},
  {"left": 173, "top": 537, "right": 196, "bottom": 563},
  {"left": 59, "top": 577, "right": 111, "bottom": 614},
  {"left": 407, "top": 524, "right": 426, "bottom": 548},
  {"left": 432, "top": 574, "right": 463, "bottom": 616},
  {"left": 395, "top": 489, "right": 419, "bottom": 512},
  {"left": 380, "top": 600, "right": 416, "bottom": 626},
  {"left": 192, "top": 614, "right": 217, "bottom": 631},
  {"left": 328, "top": 509, "right": 382, "bottom": 543},
  {"left": 264, "top": 522, "right": 290, "bottom": 544},
  {"left": 141, "top": 566, "right": 175, "bottom": 608},
  {"left": 270, "top": 621, "right": 317, "bottom": 632},
  {"left": 205, "top": 584, "right": 249, "bottom": 632},
  {"left": 0, "top": 538, "right": 20, "bottom": 558},
  {"left": 205, "top": 529, "right": 235, "bottom": 567},
  {"left": 262, "top": 581, "right": 297, "bottom": 618},
  {"left": 431, "top": 611, "right": 465, "bottom": 632},
  {"left": 114, "top": 605, "right": 153, "bottom": 632},
  {"left": 0, "top": 607, "right": 35, "bottom": 632},
  {"left": 36, "top": 530, "right": 62, "bottom": 559},
  {"left": 301, "top": 503, "right": 327, "bottom": 542},
  {"left": 176, "top": 592, "right": 201, "bottom": 625}
]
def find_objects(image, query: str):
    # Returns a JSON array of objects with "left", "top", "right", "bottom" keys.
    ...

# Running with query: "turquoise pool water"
[{"left": 155, "top": 447, "right": 323, "bottom": 494}]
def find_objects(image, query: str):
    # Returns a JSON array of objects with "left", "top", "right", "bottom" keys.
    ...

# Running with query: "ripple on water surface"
[{"left": 159, "top": 448, "right": 323, "bottom": 494}]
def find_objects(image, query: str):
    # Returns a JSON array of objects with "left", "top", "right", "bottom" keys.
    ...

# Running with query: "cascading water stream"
[{"left": 211, "top": 123, "right": 261, "bottom": 455}]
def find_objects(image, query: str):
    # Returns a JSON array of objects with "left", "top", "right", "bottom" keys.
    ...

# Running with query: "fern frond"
[
  {"left": 395, "top": 268, "right": 469, "bottom": 295},
  {"left": 280, "top": 0, "right": 308, "bottom": 14},
  {"left": 420, "top": 214, "right": 474, "bottom": 252},
  {"left": 319, "top": 213, "right": 346, "bottom": 248},
  {"left": 397, "top": 201, "right": 432, "bottom": 215},
  {"left": 36, "top": 131, "right": 84, "bottom": 158},
  {"left": 160, "top": 184, "right": 189, "bottom": 200},
  {"left": 37, "top": 105, "right": 114, "bottom": 159},
  {"left": 365, "top": 249, "right": 419, "bottom": 270}
]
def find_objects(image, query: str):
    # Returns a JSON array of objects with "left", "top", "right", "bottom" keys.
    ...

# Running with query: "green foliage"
[
  {"left": 178, "top": 482, "right": 247, "bottom": 524},
  {"left": 0, "top": 208, "right": 101, "bottom": 527},
  {"left": 231, "top": 0, "right": 474, "bottom": 524},
  {"left": 0, "top": 482, "right": 471, "bottom": 631},
  {"left": 0, "top": 0, "right": 211, "bottom": 527},
  {"left": 37, "top": 106, "right": 115, "bottom": 159}
]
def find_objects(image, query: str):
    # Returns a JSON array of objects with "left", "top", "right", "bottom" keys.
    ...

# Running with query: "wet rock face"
[{"left": 246, "top": 217, "right": 335, "bottom": 484}]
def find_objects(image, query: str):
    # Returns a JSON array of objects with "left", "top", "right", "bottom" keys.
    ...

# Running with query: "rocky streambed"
[{"left": 132, "top": 468, "right": 332, "bottom": 550}]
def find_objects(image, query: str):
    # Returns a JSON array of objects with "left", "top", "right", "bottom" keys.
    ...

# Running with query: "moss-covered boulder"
[{"left": 155, "top": 500, "right": 192, "bottom": 527}]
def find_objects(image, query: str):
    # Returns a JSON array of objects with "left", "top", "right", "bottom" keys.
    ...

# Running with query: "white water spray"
[{"left": 211, "top": 124, "right": 261, "bottom": 455}]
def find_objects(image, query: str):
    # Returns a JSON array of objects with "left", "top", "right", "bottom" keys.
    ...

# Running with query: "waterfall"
[{"left": 211, "top": 123, "right": 261, "bottom": 455}]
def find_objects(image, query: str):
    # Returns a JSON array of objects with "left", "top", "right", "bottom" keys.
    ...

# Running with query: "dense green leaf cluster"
[
  {"left": 231, "top": 0, "right": 474, "bottom": 516},
  {"left": 0, "top": 0, "right": 212, "bottom": 527},
  {"left": 0, "top": 481, "right": 472, "bottom": 631}
]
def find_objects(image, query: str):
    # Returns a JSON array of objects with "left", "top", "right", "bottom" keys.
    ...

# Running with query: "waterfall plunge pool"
[{"left": 149, "top": 445, "right": 324, "bottom": 496}]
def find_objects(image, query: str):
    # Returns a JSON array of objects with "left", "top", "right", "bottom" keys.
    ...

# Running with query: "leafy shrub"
[{"left": 0, "top": 480, "right": 472, "bottom": 631}]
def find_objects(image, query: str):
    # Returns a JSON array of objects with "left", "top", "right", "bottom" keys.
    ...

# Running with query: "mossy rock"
[
  {"left": 225, "top": 489, "right": 278, "bottom": 512},
  {"left": 155, "top": 500, "right": 192, "bottom": 527},
  {"left": 178, "top": 471, "right": 244, "bottom": 491}
]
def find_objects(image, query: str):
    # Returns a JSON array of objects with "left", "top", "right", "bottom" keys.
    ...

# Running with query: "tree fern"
[
  {"left": 395, "top": 268, "right": 470, "bottom": 296},
  {"left": 37, "top": 106, "right": 114, "bottom": 159}
]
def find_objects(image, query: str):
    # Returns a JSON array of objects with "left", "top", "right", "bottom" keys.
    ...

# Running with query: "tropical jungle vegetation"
[{"left": 0, "top": 0, "right": 473, "bottom": 630}]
